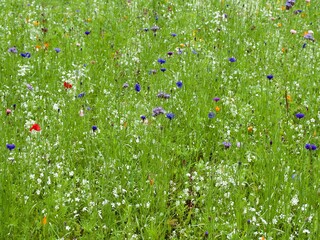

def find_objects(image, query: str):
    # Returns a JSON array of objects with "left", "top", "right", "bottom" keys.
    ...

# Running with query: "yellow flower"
[
  {"left": 180, "top": 43, "right": 185, "bottom": 48},
  {"left": 215, "top": 106, "right": 221, "bottom": 112},
  {"left": 248, "top": 126, "right": 253, "bottom": 133},
  {"left": 277, "top": 23, "right": 282, "bottom": 27},
  {"left": 33, "top": 21, "right": 39, "bottom": 26}
]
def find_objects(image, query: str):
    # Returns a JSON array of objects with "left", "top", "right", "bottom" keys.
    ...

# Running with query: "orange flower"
[
  {"left": 247, "top": 126, "right": 253, "bottom": 133},
  {"left": 286, "top": 95, "right": 292, "bottom": 102},
  {"left": 281, "top": 47, "right": 287, "bottom": 53},
  {"left": 35, "top": 45, "right": 41, "bottom": 51},
  {"left": 44, "top": 42, "right": 49, "bottom": 49},
  {"left": 41, "top": 216, "right": 47, "bottom": 225},
  {"left": 215, "top": 106, "right": 221, "bottom": 112}
]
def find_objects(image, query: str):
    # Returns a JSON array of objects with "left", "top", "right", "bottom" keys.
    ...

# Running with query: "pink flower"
[{"left": 290, "top": 29, "right": 297, "bottom": 34}]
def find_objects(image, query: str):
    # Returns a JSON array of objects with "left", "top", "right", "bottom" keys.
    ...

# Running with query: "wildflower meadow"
[{"left": 1, "top": 0, "right": 319, "bottom": 239}]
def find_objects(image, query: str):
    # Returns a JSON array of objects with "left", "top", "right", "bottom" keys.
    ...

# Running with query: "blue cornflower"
[
  {"left": 229, "top": 57, "right": 236, "bottom": 62},
  {"left": 135, "top": 83, "right": 141, "bottom": 92},
  {"left": 166, "top": 113, "right": 175, "bottom": 120},
  {"left": 54, "top": 48, "right": 61, "bottom": 53},
  {"left": 208, "top": 112, "right": 215, "bottom": 119},
  {"left": 305, "top": 143, "right": 317, "bottom": 150},
  {"left": 160, "top": 68, "right": 166, "bottom": 72},
  {"left": 171, "top": 33, "right": 177, "bottom": 37},
  {"left": 140, "top": 115, "right": 146, "bottom": 121},
  {"left": 85, "top": 31, "right": 91, "bottom": 35},
  {"left": 295, "top": 113, "right": 304, "bottom": 119},
  {"left": 302, "top": 43, "right": 307, "bottom": 48},
  {"left": 157, "top": 58, "right": 166, "bottom": 64},
  {"left": 8, "top": 47, "right": 18, "bottom": 53},
  {"left": 20, "top": 52, "right": 31, "bottom": 58},
  {"left": 176, "top": 81, "right": 183, "bottom": 88},
  {"left": 267, "top": 74, "right": 273, "bottom": 80},
  {"left": 78, "top": 92, "right": 85, "bottom": 98},
  {"left": 92, "top": 125, "right": 97, "bottom": 132},
  {"left": 6, "top": 144, "right": 16, "bottom": 151}
]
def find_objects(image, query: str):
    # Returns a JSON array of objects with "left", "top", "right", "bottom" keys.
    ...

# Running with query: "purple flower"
[
  {"left": 26, "top": 84, "right": 33, "bottom": 91},
  {"left": 122, "top": 83, "right": 129, "bottom": 88},
  {"left": 20, "top": 52, "right": 31, "bottom": 58},
  {"left": 157, "top": 58, "right": 166, "bottom": 64},
  {"left": 85, "top": 31, "right": 91, "bottom": 35},
  {"left": 285, "top": 0, "right": 295, "bottom": 10},
  {"left": 228, "top": 57, "right": 236, "bottom": 62},
  {"left": 150, "top": 26, "right": 160, "bottom": 32},
  {"left": 54, "top": 48, "right": 61, "bottom": 53},
  {"left": 171, "top": 33, "right": 177, "bottom": 37},
  {"left": 267, "top": 74, "right": 273, "bottom": 80},
  {"left": 304, "top": 34, "right": 314, "bottom": 41},
  {"left": 208, "top": 112, "right": 215, "bottom": 119},
  {"left": 167, "top": 51, "right": 173, "bottom": 56},
  {"left": 92, "top": 125, "right": 98, "bottom": 132},
  {"left": 295, "top": 113, "right": 305, "bottom": 119},
  {"left": 6, "top": 144, "right": 16, "bottom": 151},
  {"left": 152, "top": 107, "right": 165, "bottom": 116},
  {"left": 166, "top": 113, "right": 175, "bottom": 120},
  {"left": 176, "top": 81, "right": 183, "bottom": 88},
  {"left": 223, "top": 142, "right": 231, "bottom": 149},
  {"left": 160, "top": 68, "right": 166, "bottom": 72},
  {"left": 78, "top": 92, "right": 85, "bottom": 98},
  {"left": 157, "top": 92, "right": 170, "bottom": 99},
  {"left": 302, "top": 43, "right": 307, "bottom": 48},
  {"left": 8, "top": 47, "right": 18, "bottom": 53},
  {"left": 135, "top": 83, "right": 141, "bottom": 92},
  {"left": 213, "top": 97, "right": 220, "bottom": 102}
]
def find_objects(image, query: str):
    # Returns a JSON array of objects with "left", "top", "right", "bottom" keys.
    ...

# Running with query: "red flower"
[
  {"left": 30, "top": 123, "right": 41, "bottom": 132},
  {"left": 64, "top": 82, "right": 72, "bottom": 89}
]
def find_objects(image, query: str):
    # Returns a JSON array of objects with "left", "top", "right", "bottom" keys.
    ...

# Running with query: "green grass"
[{"left": 0, "top": 0, "right": 319, "bottom": 239}]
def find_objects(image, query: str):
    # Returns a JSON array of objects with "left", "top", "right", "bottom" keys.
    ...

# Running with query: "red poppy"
[
  {"left": 30, "top": 123, "right": 41, "bottom": 132},
  {"left": 64, "top": 82, "right": 72, "bottom": 89}
]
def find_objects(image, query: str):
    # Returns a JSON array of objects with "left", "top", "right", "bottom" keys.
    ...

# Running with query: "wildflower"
[
  {"left": 78, "top": 92, "right": 85, "bottom": 98},
  {"left": 204, "top": 231, "right": 209, "bottom": 237},
  {"left": 92, "top": 125, "right": 97, "bottom": 132},
  {"left": 160, "top": 68, "right": 166, "bottom": 72},
  {"left": 140, "top": 115, "right": 146, "bottom": 121},
  {"left": 13, "top": 104, "right": 16, "bottom": 110},
  {"left": 8, "top": 47, "right": 18, "bottom": 53},
  {"left": 223, "top": 142, "right": 231, "bottom": 149},
  {"left": 143, "top": 28, "right": 149, "bottom": 32},
  {"left": 20, "top": 52, "right": 31, "bottom": 58},
  {"left": 167, "top": 51, "right": 173, "bottom": 56},
  {"left": 176, "top": 81, "right": 183, "bottom": 88},
  {"left": 135, "top": 83, "right": 141, "bottom": 92},
  {"left": 6, "top": 144, "right": 16, "bottom": 151},
  {"left": 85, "top": 31, "right": 91, "bottom": 35},
  {"left": 305, "top": 143, "right": 317, "bottom": 150},
  {"left": 157, "top": 58, "right": 166, "bottom": 64},
  {"left": 41, "top": 216, "right": 47, "bottom": 225},
  {"left": 171, "top": 33, "right": 177, "bottom": 37},
  {"left": 290, "top": 29, "right": 297, "bottom": 34},
  {"left": 122, "top": 83, "right": 129, "bottom": 88},
  {"left": 304, "top": 30, "right": 314, "bottom": 41},
  {"left": 79, "top": 109, "right": 84, "bottom": 117},
  {"left": 54, "top": 48, "right": 61, "bottom": 53},
  {"left": 148, "top": 69, "right": 157, "bottom": 75},
  {"left": 248, "top": 126, "right": 253, "bottom": 132},
  {"left": 152, "top": 107, "right": 165, "bottom": 116},
  {"left": 229, "top": 57, "right": 236, "bottom": 62},
  {"left": 166, "top": 113, "right": 175, "bottom": 120},
  {"left": 215, "top": 106, "right": 221, "bottom": 112},
  {"left": 213, "top": 97, "right": 220, "bottom": 102},
  {"left": 6, "top": 109, "right": 12, "bottom": 115},
  {"left": 303, "top": 43, "right": 307, "bottom": 48},
  {"left": 267, "top": 74, "right": 273, "bottom": 80},
  {"left": 150, "top": 26, "right": 160, "bottom": 32},
  {"left": 208, "top": 112, "right": 215, "bottom": 119},
  {"left": 26, "top": 84, "right": 33, "bottom": 91},
  {"left": 157, "top": 92, "right": 170, "bottom": 99},
  {"left": 64, "top": 82, "right": 72, "bottom": 89},
  {"left": 286, "top": 0, "right": 295, "bottom": 10},
  {"left": 293, "top": 10, "right": 302, "bottom": 14},
  {"left": 30, "top": 123, "right": 41, "bottom": 132},
  {"left": 295, "top": 113, "right": 305, "bottom": 119}
]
